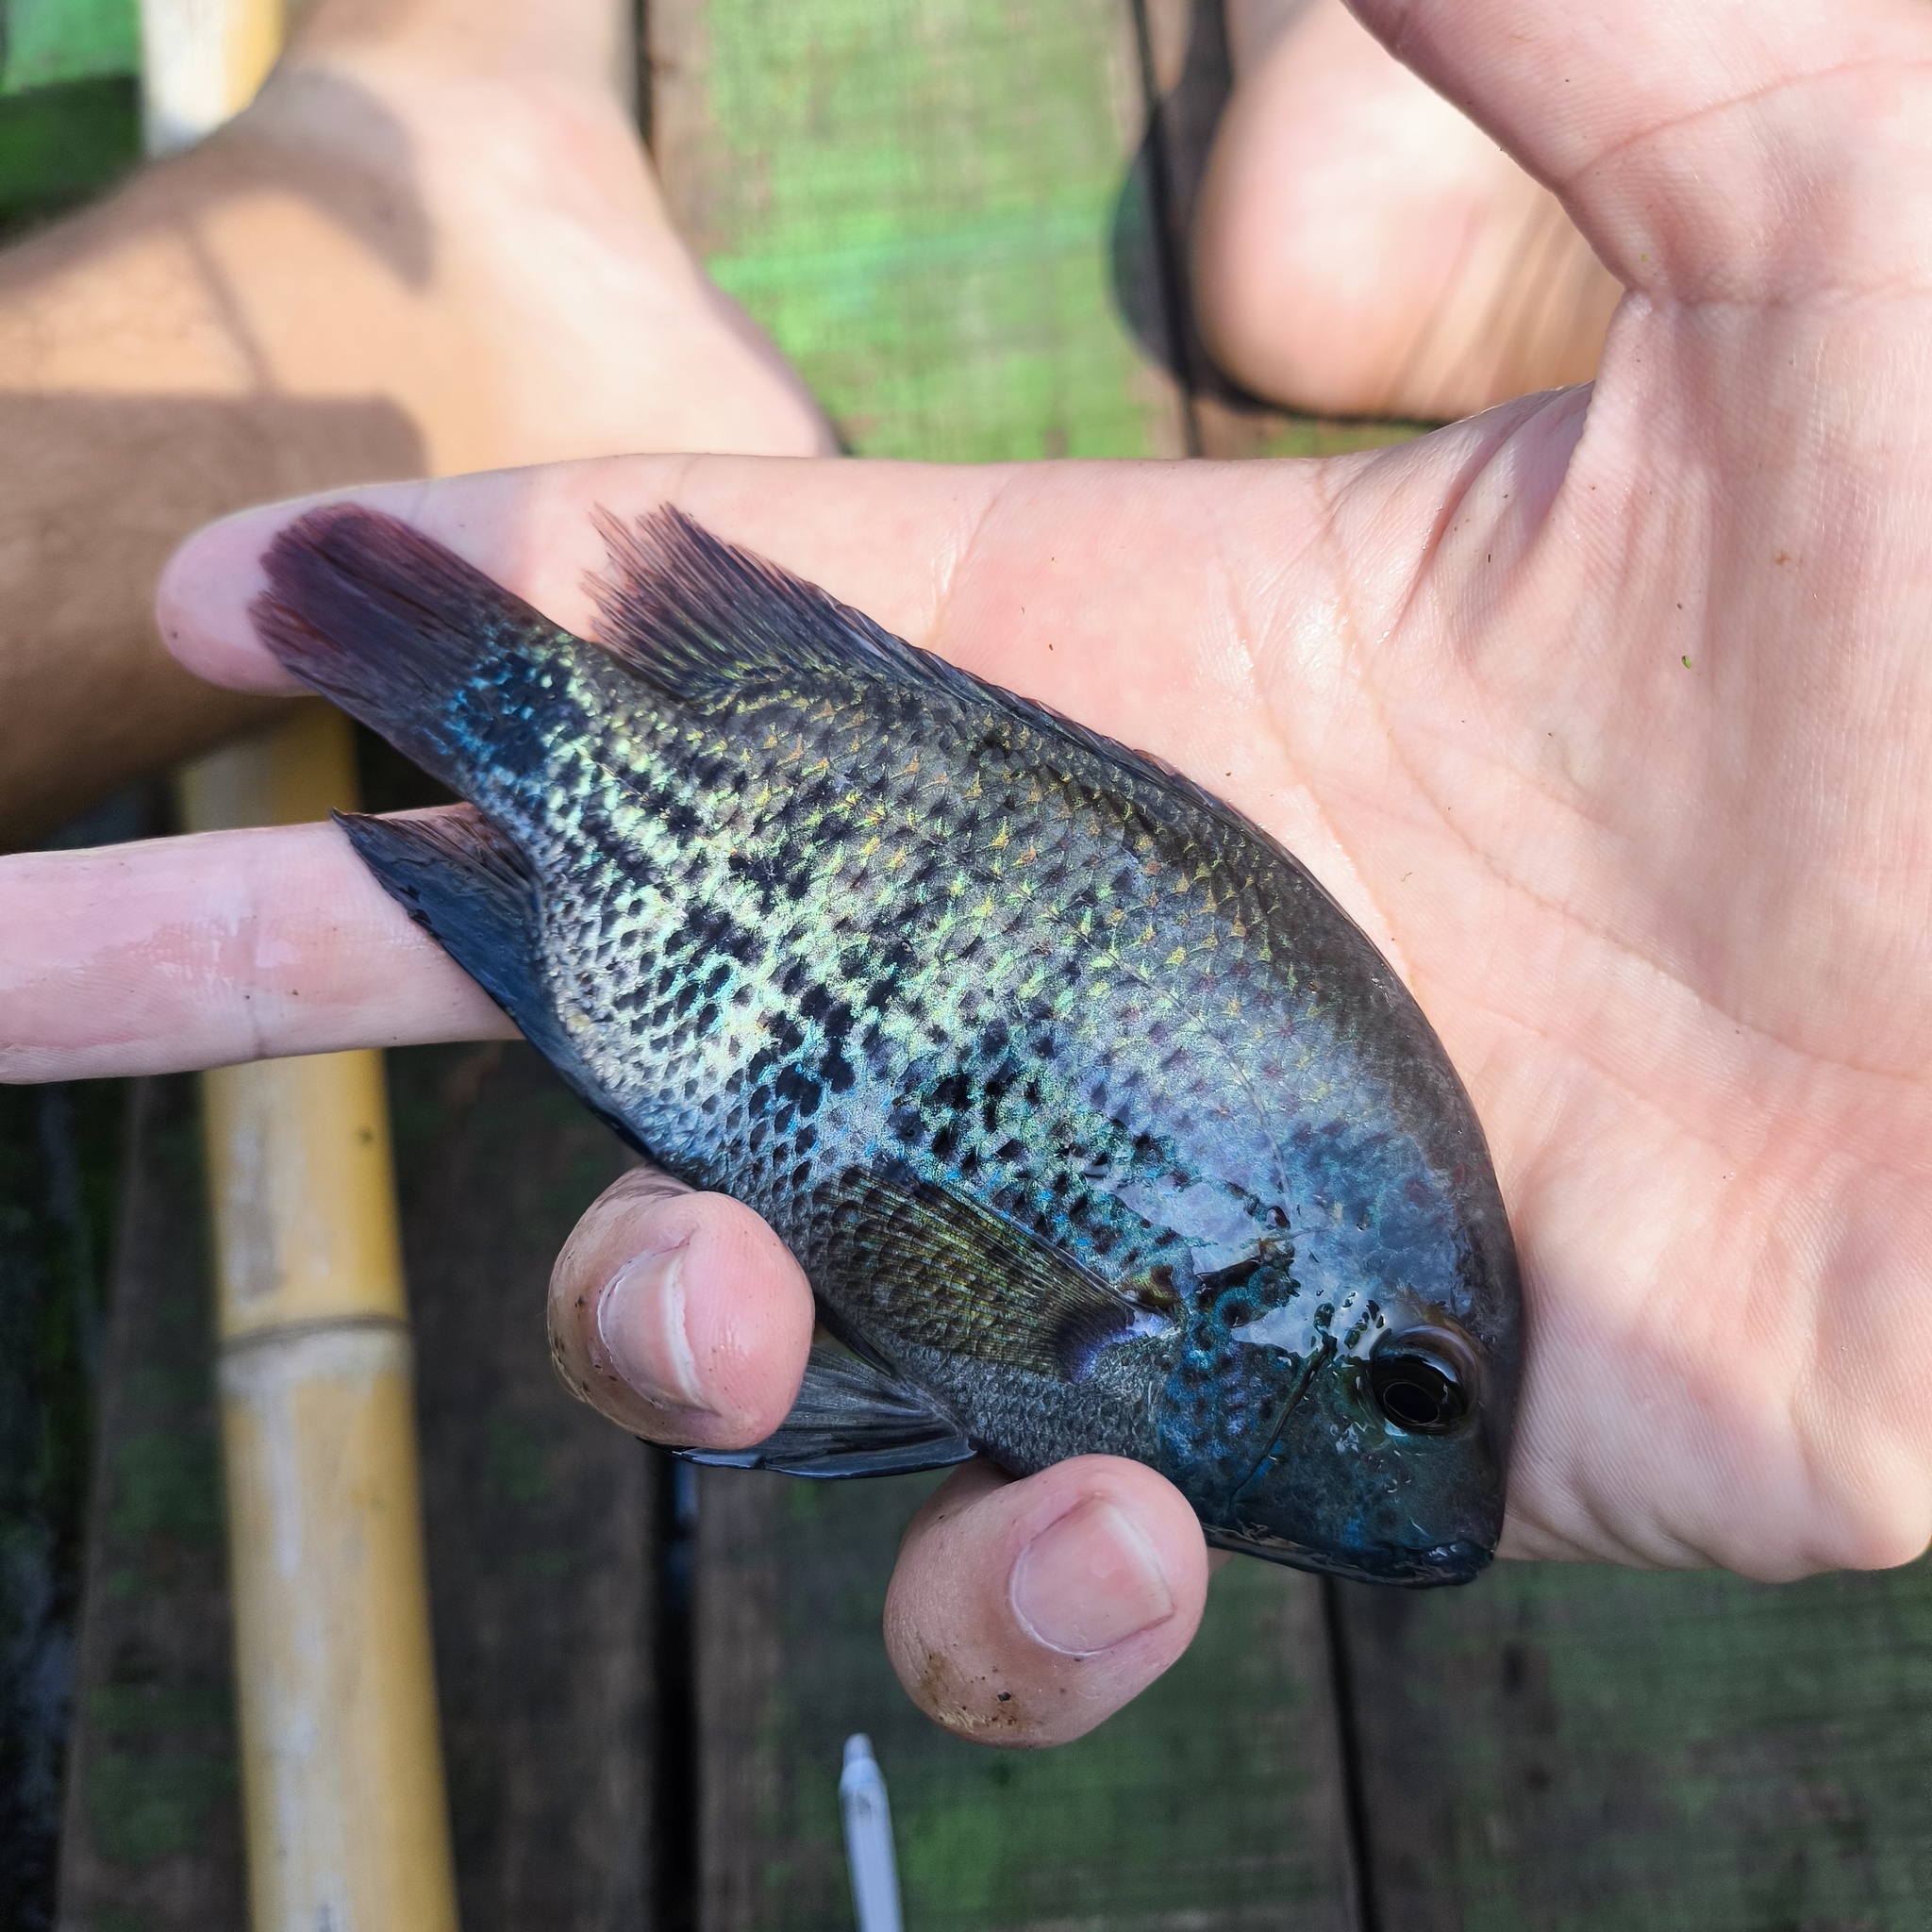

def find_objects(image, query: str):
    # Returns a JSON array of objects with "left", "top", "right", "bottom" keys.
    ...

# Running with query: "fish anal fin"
[
  {"left": 681, "top": 1336, "right": 973, "bottom": 1478},
  {"left": 334, "top": 805, "right": 549, "bottom": 1031},
  {"left": 335, "top": 806, "right": 646, "bottom": 1153},
  {"left": 815, "top": 1164, "right": 1172, "bottom": 1383}
]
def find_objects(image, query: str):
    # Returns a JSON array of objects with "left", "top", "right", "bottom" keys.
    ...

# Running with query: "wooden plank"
[
  {"left": 0, "top": 1074, "right": 126, "bottom": 1931},
  {"left": 58, "top": 1035, "right": 658, "bottom": 1932},
  {"left": 650, "top": 0, "right": 1188, "bottom": 462},
  {"left": 1335, "top": 1558, "right": 1932, "bottom": 1928},
  {"left": 58, "top": 1074, "right": 249, "bottom": 1932},
  {"left": 698, "top": 1468, "right": 1355, "bottom": 1932},
  {"left": 385, "top": 1038, "right": 655, "bottom": 1932}
]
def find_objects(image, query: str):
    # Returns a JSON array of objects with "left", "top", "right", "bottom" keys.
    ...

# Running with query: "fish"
[{"left": 250, "top": 503, "right": 1522, "bottom": 1587}]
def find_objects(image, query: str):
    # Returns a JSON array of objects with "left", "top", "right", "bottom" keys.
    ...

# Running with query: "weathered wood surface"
[
  {"left": 650, "top": 0, "right": 1188, "bottom": 463},
  {"left": 387, "top": 1038, "right": 653, "bottom": 1932},
  {"left": 57, "top": 1035, "right": 651, "bottom": 1931},
  {"left": 697, "top": 1469, "right": 1354, "bottom": 1932},
  {"left": 1339, "top": 1562, "right": 1932, "bottom": 1931},
  {"left": 56, "top": 1075, "right": 247, "bottom": 1932}
]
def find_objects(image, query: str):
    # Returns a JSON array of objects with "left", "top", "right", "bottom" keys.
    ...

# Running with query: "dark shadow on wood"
[
  {"left": 1117, "top": 0, "right": 1204, "bottom": 453},
  {"left": 1112, "top": 0, "right": 1279, "bottom": 425},
  {"left": 652, "top": 1453, "right": 698, "bottom": 1932},
  {"left": 388, "top": 1038, "right": 655, "bottom": 1932},
  {"left": 56, "top": 1075, "right": 247, "bottom": 1932},
  {"left": 1320, "top": 1575, "right": 1380, "bottom": 1932}
]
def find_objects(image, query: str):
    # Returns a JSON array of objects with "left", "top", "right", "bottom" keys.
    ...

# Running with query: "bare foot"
[
  {"left": 0, "top": 0, "right": 831, "bottom": 843},
  {"left": 1191, "top": 0, "right": 1622, "bottom": 420}
]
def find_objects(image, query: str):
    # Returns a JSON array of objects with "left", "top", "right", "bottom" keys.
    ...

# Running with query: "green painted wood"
[
  {"left": 0, "top": 78, "right": 138, "bottom": 231},
  {"left": 1337, "top": 1560, "right": 1932, "bottom": 1930},
  {"left": 0, "top": 0, "right": 140, "bottom": 97},
  {"left": 0, "top": 0, "right": 142, "bottom": 235},
  {"left": 651, "top": 0, "right": 1188, "bottom": 463},
  {"left": 697, "top": 1467, "right": 1354, "bottom": 1932}
]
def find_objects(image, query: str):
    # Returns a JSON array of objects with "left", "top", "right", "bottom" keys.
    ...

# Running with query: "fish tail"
[{"left": 250, "top": 504, "right": 568, "bottom": 790}]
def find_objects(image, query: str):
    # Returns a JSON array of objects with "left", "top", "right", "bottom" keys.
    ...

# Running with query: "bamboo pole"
[
  {"left": 177, "top": 713, "right": 458, "bottom": 1932},
  {"left": 145, "top": 4, "right": 461, "bottom": 1925}
]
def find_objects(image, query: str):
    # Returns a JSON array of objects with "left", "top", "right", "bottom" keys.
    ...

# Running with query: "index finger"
[{"left": 0, "top": 813, "right": 512, "bottom": 1081}]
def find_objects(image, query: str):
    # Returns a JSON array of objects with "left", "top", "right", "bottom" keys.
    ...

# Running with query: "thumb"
[{"left": 1349, "top": 0, "right": 1932, "bottom": 301}]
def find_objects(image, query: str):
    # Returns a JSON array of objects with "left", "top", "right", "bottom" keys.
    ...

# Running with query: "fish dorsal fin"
[
  {"left": 587, "top": 505, "right": 947, "bottom": 704},
  {"left": 812, "top": 1164, "right": 1174, "bottom": 1383},
  {"left": 332, "top": 807, "right": 647, "bottom": 1155},
  {"left": 681, "top": 1334, "right": 974, "bottom": 1478},
  {"left": 586, "top": 508, "right": 1314, "bottom": 872}
]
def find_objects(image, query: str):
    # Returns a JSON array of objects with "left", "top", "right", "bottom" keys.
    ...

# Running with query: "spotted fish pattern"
[{"left": 252, "top": 505, "right": 1522, "bottom": 1584}]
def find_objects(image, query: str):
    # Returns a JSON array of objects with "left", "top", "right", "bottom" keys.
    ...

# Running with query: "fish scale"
[{"left": 251, "top": 501, "right": 1523, "bottom": 1585}]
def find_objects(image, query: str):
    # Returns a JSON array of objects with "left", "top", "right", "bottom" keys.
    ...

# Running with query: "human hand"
[{"left": 8, "top": 0, "right": 1932, "bottom": 1743}]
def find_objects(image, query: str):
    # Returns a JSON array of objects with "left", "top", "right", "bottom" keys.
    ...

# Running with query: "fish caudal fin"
[
  {"left": 683, "top": 1336, "right": 974, "bottom": 1478},
  {"left": 252, "top": 505, "right": 570, "bottom": 787}
]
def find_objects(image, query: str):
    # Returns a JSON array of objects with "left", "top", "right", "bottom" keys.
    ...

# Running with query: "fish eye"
[{"left": 1367, "top": 1328, "right": 1477, "bottom": 1436}]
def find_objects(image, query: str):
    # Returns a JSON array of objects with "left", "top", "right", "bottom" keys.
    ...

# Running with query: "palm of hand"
[
  {"left": 17, "top": 0, "right": 1932, "bottom": 1667},
  {"left": 866, "top": 80, "right": 1932, "bottom": 1574}
]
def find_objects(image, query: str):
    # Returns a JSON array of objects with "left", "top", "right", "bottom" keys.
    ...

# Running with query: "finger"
[
  {"left": 0, "top": 812, "right": 512, "bottom": 1081},
  {"left": 546, "top": 1162, "right": 815, "bottom": 1449},
  {"left": 883, "top": 1456, "right": 1208, "bottom": 1749},
  {"left": 1348, "top": 0, "right": 1932, "bottom": 299}
]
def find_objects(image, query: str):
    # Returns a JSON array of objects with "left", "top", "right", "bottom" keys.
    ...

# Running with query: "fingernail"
[
  {"left": 1009, "top": 1498, "right": 1175, "bottom": 1657},
  {"left": 596, "top": 1246, "right": 708, "bottom": 1410}
]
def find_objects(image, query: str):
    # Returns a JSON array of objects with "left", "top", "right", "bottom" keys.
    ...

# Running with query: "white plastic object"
[{"left": 840, "top": 1733, "right": 905, "bottom": 1932}]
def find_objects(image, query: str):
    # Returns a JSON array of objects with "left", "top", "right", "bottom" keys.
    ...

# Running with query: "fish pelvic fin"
[
  {"left": 252, "top": 506, "right": 575, "bottom": 791},
  {"left": 333, "top": 806, "right": 642, "bottom": 1150},
  {"left": 813, "top": 1164, "right": 1175, "bottom": 1383},
  {"left": 681, "top": 1335, "right": 974, "bottom": 1478}
]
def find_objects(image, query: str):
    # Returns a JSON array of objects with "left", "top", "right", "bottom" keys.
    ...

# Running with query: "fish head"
[{"left": 1150, "top": 1161, "right": 1520, "bottom": 1587}]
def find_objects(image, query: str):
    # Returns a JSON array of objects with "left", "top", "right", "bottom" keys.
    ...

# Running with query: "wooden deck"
[{"left": 11, "top": 2, "right": 1932, "bottom": 1927}]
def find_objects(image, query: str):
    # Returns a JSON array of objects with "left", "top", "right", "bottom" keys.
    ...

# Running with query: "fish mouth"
[{"left": 1204, "top": 1525, "right": 1493, "bottom": 1588}]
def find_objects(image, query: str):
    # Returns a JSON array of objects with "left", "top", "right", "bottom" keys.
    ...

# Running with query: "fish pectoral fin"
[
  {"left": 815, "top": 1164, "right": 1169, "bottom": 1383},
  {"left": 334, "top": 807, "right": 644, "bottom": 1151},
  {"left": 681, "top": 1335, "right": 974, "bottom": 1478}
]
